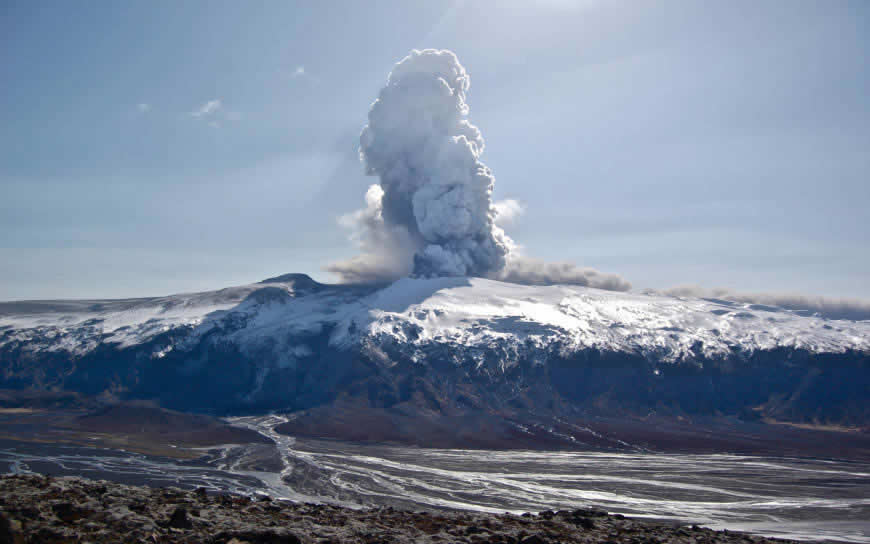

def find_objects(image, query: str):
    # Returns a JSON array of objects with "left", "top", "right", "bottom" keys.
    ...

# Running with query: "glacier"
[{"left": 2, "top": 274, "right": 867, "bottom": 364}]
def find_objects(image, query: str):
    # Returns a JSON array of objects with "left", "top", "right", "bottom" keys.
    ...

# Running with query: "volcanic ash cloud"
[{"left": 329, "top": 49, "right": 630, "bottom": 292}]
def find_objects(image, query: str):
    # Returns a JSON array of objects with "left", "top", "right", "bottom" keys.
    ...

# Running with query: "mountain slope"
[{"left": 1, "top": 274, "right": 868, "bottom": 444}]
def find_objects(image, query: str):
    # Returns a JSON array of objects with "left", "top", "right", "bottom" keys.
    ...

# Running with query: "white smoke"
[
  {"left": 493, "top": 199, "right": 526, "bottom": 226},
  {"left": 360, "top": 49, "right": 511, "bottom": 278},
  {"left": 326, "top": 184, "right": 416, "bottom": 284},
  {"left": 329, "top": 49, "right": 629, "bottom": 291},
  {"left": 652, "top": 285, "right": 870, "bottom": 321}
]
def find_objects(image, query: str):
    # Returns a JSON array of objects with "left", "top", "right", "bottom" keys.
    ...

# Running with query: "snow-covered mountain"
[
  {"left": 3, "top": 273, "right": 867, "bottom": 362},
  {"left": 1, "top": 273, "right": 868, "bottom": 439}
]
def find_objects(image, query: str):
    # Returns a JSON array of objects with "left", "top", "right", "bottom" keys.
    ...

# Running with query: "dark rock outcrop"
[{"left": 0, "top": 474, "right": 808, "bottom": 544}]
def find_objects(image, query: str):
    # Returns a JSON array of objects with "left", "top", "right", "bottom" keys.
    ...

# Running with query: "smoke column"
[
  {"left": 329, "top": 49, "right": 630, "bottom": 291},
  {"left": 364, "top": 49, "right": 510, "bottom": 278}
]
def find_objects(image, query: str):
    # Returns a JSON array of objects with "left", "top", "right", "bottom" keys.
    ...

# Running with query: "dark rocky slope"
[{"left": 0, "top": 474, "right": 807, "bottom": 544}]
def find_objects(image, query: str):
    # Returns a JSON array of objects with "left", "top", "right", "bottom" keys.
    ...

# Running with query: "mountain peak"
[{"left": 258, "top": 273, "right": 321, "bottom": 289}]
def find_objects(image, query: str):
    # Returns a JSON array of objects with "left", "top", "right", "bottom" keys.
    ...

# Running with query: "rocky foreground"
[{"left": 0, "top": 474, "right": 805, "bottom": 544}]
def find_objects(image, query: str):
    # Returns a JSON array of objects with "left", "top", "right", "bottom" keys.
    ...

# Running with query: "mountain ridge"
[{"left": 1, "top": 273, "right": 867, "bottom": 448}]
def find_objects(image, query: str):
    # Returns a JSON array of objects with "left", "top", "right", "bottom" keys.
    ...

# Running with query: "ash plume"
[
  {"left": 329, "top": 49, "right": 629, "bottom": 291},
  {"left": 360, "top": 49, "right": 510, "bottom": 278},
  {"left": 497, "top": 258, "right": 632, "bottom": 292},
  {"left": 653, "top": 286, "right": 870, "bottom": 321}
]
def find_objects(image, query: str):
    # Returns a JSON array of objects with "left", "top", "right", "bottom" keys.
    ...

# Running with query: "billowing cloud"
[
  {"left": 651, "top": 285, "right": 870, "bottom": 321},
  {"left": 328, "top": 49, "right": 628, "bottom": 290},
  {"left": 358, "top": 49, "right": 510, "bottom": 278},
  {"left": 326, "top": 184, "right": 416, "bottom": 284},
  {"left": 493, "top": 199, "right": 526, "bottom": 226},
  {"left": 290, "top": 65, "right": 320, "bottom": 84},
  {"left": 191, "top": 99, "right": 222, "bottom": 118}
]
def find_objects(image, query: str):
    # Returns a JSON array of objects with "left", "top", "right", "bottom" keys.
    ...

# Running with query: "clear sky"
[{"left": 1, "top": 0, "right": 868, "bottom": 300}]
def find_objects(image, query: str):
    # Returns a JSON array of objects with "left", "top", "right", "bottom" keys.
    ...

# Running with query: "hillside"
[{"left": 1, "top": 274, "right": 867, "bottom": 448}]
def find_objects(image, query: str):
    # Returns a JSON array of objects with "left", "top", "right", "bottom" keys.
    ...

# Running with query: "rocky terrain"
[{"left": 0, "top": 474, "right": 809, "bottom": 544}]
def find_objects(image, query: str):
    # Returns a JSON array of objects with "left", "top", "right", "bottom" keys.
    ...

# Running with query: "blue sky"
[{"left": 1, "top": 0, "right": 868, "bottom": 300}]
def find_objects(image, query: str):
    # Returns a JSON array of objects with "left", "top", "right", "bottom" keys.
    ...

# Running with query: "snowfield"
[
  {"left": 341, "top": 277, "right": 870, "bottom": 362},
  {"left": 1, "top": 275, "right": 868, "bottom": 367}
]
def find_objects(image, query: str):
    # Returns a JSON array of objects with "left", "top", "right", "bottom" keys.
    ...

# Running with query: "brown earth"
[
  {"left": 2, "top": 389, "right": 869, "bottom": 462},
  {"left": 276, "top": 397, "right": 870, "bottom": 461},
  {"left": 0, "top": 397, "right": 271, "bottom": 459}
]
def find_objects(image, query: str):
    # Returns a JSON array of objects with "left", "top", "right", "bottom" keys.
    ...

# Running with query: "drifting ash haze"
[
  {"left": 649, "top": 286, "right": 870, "bottom": 322},
  {"left": 328, "top": 49, "right": 629, "bottom": 291}
]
